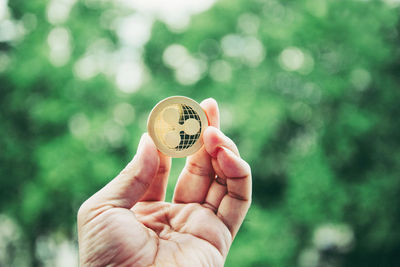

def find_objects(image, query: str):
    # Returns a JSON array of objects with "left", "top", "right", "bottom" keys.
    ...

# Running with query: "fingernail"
[
  {"left": 211, "top": 146, "right": 224, "bottom": 158},
  {"left": 217, "top": 146, "right": 234, "bottom": 157}
]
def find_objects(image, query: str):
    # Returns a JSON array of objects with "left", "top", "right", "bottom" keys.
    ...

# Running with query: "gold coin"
[{"left": 147, "top": 96, "right": 209, "bottom": 157}]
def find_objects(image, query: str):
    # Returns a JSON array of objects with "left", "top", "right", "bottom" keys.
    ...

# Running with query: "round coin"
[{"left": 147, "top": 96, "right": 209, "bottom": 157}]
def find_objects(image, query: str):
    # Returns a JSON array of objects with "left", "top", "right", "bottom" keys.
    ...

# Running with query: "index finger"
[{"left": 172, "top": 98, "right": 219, "bottom": 203}]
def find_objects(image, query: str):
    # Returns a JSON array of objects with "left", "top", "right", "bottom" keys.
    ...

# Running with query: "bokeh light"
[{"left": 1, "top": 0, "right": 400, "bottom": 266}]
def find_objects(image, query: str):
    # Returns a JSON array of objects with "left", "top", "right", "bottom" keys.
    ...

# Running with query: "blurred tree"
[{"left": 0, "top": 0, "right": 400, "bottom": 266}]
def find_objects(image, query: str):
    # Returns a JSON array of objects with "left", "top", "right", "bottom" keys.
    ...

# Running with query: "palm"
[
  {"left": 101, "top": 202, "right": 229, "bottom": 266},
  {"left": 78, "top": 99, "right": 251, "bottom": 267}
]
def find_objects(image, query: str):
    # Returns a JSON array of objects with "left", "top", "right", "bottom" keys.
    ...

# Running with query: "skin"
[{"left": 77, "top": 99, "right": 252, "bottom": 267}]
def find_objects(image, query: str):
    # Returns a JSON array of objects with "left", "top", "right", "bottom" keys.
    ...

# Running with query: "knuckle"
[
  {"left": 132, "top": 174, "right": 151, "bottom": 190},
  {"left": 157, "top": 164, "right": 170, "bottom": 176},
  {"left": 187, "top": 161, "right": 209, "bottom": 176}
]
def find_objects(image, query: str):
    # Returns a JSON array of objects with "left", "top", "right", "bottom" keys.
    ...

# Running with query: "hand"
[{"left": 77, "top": 99, "right": 252, "bottom": 267}]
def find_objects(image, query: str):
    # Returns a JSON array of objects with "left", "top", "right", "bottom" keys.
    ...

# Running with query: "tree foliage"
[{"left": 1, "top": 0, "right": 400, "bottom": 266}]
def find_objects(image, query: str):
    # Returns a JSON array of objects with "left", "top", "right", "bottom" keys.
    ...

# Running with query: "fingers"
[
  {"left": 203, "top": 97, "right": 220, "bottom": 129},
  {"left": 215, "top": 147, "right": 252, "bottom": 238},
  {"left": 203, "top": 126, "right": 240, "bottom": 211},
  {"left": 203, "top": 126, "right": 239, "bottom": 158},
  {"left": 140, "top": 151, "right": 171, "bottom": 201},
  {"left": 80, "top": 134, "right": 160, "bottom": 219},
  {"left": 172, "top": 98, "right": 220, "bottom": 204}
]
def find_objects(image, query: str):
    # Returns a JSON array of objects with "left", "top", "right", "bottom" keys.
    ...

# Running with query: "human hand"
[{"left": 77, "top": 99, "right": 252, "bottom": 267}]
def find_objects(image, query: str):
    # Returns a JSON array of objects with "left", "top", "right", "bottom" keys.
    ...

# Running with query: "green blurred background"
[{"left": 1, "top": 0, "right": 400, "bottom": 266}]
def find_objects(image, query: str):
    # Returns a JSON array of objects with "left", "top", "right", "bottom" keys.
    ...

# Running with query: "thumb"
[{"left": 87, "top": 133, "right": 160, "bottom": 211}]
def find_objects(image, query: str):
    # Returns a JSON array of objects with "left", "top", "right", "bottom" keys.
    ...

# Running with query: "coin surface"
[{"left": 147, "top": 96, "right": 209, "bottom": 157}]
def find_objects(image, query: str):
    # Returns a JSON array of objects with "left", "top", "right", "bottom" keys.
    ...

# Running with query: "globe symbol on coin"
[
  {"left": 148, "top": 96, "right": 208, "bottom": 157},
  {"left": 163, "top": 104, "right": 202, "bottom": 151}
]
